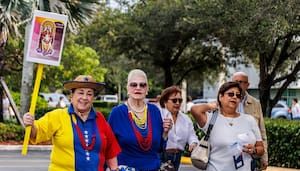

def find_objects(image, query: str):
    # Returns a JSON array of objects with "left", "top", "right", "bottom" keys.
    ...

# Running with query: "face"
[
  {"left": 127, "top": 76, "right": 148, "bottom": 100},
  {"left": 232, "top": 74, "right": 249, "bottom": 93},
  {"left": 71, "top": 88, "right": 94, "bottom": 113},
  {"left": 165, "top": 92, "right": 182, "bottom": 115},
  {"left": 219, "top": 87, "right": 241, "bottom": 109}
]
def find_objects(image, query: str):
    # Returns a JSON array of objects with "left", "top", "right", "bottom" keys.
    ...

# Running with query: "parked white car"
[
  {"left": 96, "top": 94, "right": 118, "bottom": 103},
  {"left": 192, "top": 98, "right": 217, "bottom": 104},
  {"left": 40, "top": 93, "right": 70, "bottom": 107}
]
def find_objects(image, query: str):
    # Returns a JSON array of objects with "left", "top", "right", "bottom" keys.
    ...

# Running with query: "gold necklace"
[
  {"left": 130, "top": 106, "right": 147, "bottom": 128},
  {"left": 127, "top": 100, "right": 145, "bottom": 113}
]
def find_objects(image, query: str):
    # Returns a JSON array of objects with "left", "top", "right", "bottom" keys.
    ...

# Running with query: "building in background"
[{"left": 203, "top": 58, "right": 300, "bottom": 106}]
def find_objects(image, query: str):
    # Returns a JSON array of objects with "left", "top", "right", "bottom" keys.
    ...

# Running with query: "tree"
[
  {"left": 1, "top": 0, "right": 105, "bottom": 116},
  {"left": 78, "top": 1, "right": 225, "bottom": 88},
  {"left": 41, "top": 35, "right": 106, "bottom": 92},
  {"left": 203, "top": 0, "right": 300, "bottom": 116}
]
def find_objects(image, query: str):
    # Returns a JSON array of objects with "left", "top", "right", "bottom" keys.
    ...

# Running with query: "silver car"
[{"left": 271, "top": 101, "right": 292, "bottom": 119}]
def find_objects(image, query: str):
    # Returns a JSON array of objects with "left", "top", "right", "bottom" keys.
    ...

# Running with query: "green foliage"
[
  {"left": 10, "top": 91, "right": 48, "bottom": 110},
  {"left": 0, "top": 123, "right": 24, "bottom": 141},
  {"left": 265, "top": 118, "right": 300, "bottom": 168},
  {"left": 78, "top": 2, "right": 225, "bottom": 88},
  {"left": 202, "top": 0, "right": 300, "bottom": 116},
  {"left": 93, "top": 101, "right": 119, "bottom": 118},
  {"left": 41, "top": 35, "right": 107, "bottom": 92}
]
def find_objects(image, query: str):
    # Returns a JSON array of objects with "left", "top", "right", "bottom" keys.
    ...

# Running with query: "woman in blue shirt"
[{"left": 108, "top": 69, "right": 172, "bottom": 171}]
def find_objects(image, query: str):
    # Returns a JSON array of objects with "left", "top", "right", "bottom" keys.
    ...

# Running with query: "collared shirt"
[
  {"left": 160, "top": 108, "right": 199, "bottom": 151},
  {"left": 238, "top": 94, "right": 247, "bottom": 114},
  {"left": 31, "top": 106, "right": 120, "bottom": 171}
]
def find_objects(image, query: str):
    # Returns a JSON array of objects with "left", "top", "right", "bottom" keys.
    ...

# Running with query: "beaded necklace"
[
  {"left": 128, "top": 109, "right": 153, "bottom": 151},
  {"left": 130, "top": 106, "right": 147, "bottom": 128},
  {"left": 127, "top": 100, "right": 146, "bottom": 113},
  {"left": 71, "top": 114, "right": 96, "bottom": 151}
]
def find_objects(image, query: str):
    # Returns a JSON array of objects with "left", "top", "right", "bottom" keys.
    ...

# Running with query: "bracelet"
[{"left": 111, "top": 168, "right": 119, "bottom": 171}]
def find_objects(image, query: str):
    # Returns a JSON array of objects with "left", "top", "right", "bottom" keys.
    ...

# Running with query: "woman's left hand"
[
  {"left": 242, "top": 143, "right": 256, "bottom": 155},
  {"left": 163, "top": 118, "right": 172, "bottom": 133}
]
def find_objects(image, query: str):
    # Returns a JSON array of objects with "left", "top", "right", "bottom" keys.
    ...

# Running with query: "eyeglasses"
[
  {"left": 225, "top": 92, "right": 242, "bottom": 99},
  {"left": 129, "top": 82, "right": 147, "bottom": 88},
  {"left": 168, "top": 98, "right": 183, "bottom": 104},
  {"left": 235, "top": 80, "right": 248, "bottom": 84}
]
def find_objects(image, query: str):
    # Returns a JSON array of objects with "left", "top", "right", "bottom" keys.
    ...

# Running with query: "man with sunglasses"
[{"left": 232, "top": 72, "right": 268, "bottom": 171}]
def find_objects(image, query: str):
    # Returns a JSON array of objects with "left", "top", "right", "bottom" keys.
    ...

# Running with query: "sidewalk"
[
  {"left": 0, "top": 145, "right": 298, "bottom": 171},
  {"left": 0, "top": 144, "right": 52, "bottom": 151},
  {"left": 181, "top": 156, "right": 300, "bottom": 171}
]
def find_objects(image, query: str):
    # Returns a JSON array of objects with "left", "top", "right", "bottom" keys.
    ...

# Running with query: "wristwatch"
[{"left": 110, "top": 168, "right": 119, "bottom": 171}]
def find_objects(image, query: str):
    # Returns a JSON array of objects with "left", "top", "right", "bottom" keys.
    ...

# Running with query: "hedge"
[
  {"left": 0, "top": 122, "right": 24, "bottom": 141},
  {"left": 265, "top": 118, "right": 300, "bottom": 168}
]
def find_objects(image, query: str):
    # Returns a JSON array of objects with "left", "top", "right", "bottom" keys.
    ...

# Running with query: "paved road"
[
  {"left": 0, "top": 150, "right": 197, "bottom": 171},
  {"left": 0, "top": 150, "right": 50, "bottom": 171}
]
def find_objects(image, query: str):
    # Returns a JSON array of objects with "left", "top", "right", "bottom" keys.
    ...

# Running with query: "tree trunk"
[
  {"left": 0, "top": 89, "right": 3, "bottom": 122},
  {"left": 259, "top": 54, "right": 272, "bottom": 117},
  {"left": 163, "top": 65, "right": 173, "bottom": 88},
  {"left": 20, "top": 24, "right": 34, "bottom": 116},
  {"left": 0, "top": 46, "right": 4, "bottom": 122}
]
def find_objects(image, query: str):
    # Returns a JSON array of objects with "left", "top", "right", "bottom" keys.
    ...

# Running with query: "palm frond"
[{"left": 40, "top": 0, "right": 102, "bottom": 33}]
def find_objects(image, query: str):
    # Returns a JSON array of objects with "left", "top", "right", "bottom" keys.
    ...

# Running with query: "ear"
[{"left": 218, "top": 94, "right": 223, "bottom": 101}]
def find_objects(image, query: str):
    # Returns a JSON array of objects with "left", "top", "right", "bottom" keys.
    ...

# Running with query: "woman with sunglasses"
[
  {"left": 159, "top": 86, "right": 199, "bottom": 171},
  {"left": 23, "top": 75, "right": 121, "bottom": 171},
  {"left": 108, "top": 69, "right": 172, "bottom": 171},
  {"left": 191, "top": 81, "right": 264, "bottom": 171}
]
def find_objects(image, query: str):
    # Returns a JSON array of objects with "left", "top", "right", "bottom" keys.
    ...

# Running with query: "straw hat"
[{"left": 63, "top": 75, "right": 105, "bottom": 91}]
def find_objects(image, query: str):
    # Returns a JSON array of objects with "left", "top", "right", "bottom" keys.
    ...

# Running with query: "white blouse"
[{"left": 160, "top": 108, "right": 199, "bottom": 150}]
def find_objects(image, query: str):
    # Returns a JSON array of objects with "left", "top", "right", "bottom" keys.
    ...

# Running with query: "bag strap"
[{"left": 203, "top": 110, "right": 218, "bottom": 141}]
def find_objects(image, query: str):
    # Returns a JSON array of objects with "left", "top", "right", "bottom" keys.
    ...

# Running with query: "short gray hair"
[{"left": 127, "top": 69, "right": 148, "bottom": 84}]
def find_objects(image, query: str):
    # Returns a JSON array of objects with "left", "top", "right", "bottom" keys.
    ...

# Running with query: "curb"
[
  {"left": 181, "top": 156, "right": 192, "bottom": 164},
  {"left": 0, "top": 145, "right": 52, "bottom": 151},
  {"left": 180, "top": 156, "right": 300, "bottom": 171}
]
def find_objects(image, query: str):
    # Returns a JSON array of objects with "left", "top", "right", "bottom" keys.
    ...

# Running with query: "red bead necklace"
[
  {"left": 128, "top": 110, "right": 153, "bottom": 151},
  {"left": 71, "top": 115, "right": 96, "bottom": 151}
]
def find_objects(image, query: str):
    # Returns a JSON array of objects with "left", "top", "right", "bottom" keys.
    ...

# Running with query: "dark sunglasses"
[
  {"left": 129, "top": 82, "right": 147, "bottom": 88},
  {"left": 169, "top": 98, "right": 183, "bottom": 104},
  {"left": 226, "top": 92, "right": 242, "bottom": 99},
  {"left": 235, "top": 80, "right": 248, "bottom": 84}
]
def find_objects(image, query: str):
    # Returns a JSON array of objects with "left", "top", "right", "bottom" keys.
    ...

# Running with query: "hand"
[
  {"left": 188, "top": 142, "right": 198, "bottom": 152},
  {"left": 242, "top": 143, "right": 256, "bottom": 155},
  {"left": 163, "top": 118, "right": 172, "bottom": 133},
  {"left": 261, "top": 159, "right": 268, "bottom": 170},
  {"left": 208, "top": 101, "right": 218, "bottom": 111},
  {"left": 23, "top": 113, "right": 34, "bottom": 126}
]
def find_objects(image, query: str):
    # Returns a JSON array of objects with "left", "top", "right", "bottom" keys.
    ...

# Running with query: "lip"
[{"left": 229, "top": 100, "right": 237, "bottom": 104}]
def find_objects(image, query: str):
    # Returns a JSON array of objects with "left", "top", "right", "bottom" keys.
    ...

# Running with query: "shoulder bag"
[{"left": 191, "top": 110, "right": 218, "bottom": 170}]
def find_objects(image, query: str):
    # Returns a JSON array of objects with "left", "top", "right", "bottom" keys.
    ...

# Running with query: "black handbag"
[{"left": 159, "top": 149, "right": 176, "bottom": 171}]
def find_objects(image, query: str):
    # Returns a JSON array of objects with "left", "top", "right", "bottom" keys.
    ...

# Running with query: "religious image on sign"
[{"left": 26, "top": 10, "right": 68, "bottom": 66}]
